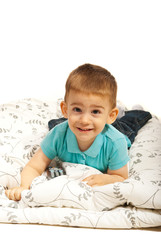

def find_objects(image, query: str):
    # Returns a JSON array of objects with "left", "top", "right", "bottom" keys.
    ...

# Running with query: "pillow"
[{"left": 0, "top": 159, "right": 21, "bottom": 189}]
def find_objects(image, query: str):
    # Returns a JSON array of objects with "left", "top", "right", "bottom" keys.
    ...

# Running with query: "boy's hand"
[
  {"left": 5, "top": 186, "right": 28, "bottom": 201},
  {"left": 82, "top": 173, "right": 125, "bottom": 187},
  {"left": 82, "top": 174, "right": 111, "bottom": 187},
  {"left": 83, "top": 165, "right": 128, "bottom": 187}
]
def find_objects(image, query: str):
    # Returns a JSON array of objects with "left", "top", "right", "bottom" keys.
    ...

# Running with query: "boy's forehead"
[
  {"left": 67, "top": 90, "right": 109, "bottom": 105},
  {"left": 68, "top": 89, "right": 103, "bottom": 98}
]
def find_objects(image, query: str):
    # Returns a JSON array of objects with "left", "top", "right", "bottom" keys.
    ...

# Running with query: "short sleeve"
[
  {"left": 108, "top": 138, "right": 130, "bottom": 170},
  {"left": 40, "top": 129, "right": 57, "bottom": 160},
  {"left": 40, "top": 121, "right": 68, "bottom": 160}
]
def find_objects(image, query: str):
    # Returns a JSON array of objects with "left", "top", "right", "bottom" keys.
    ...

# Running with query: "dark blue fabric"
[
  {"left": 112, "top": 110, "right": 152, "bottom": 144},
  {"left": 48, "top": 118, "right": 67, "bottom": 130},
  {"left": 48, "top": 110, "right": 152, "bottom": 146}
]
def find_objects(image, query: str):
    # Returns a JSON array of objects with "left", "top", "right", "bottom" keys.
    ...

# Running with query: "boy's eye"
[
  {"left": 92, "top": 110, "right": 100, "bottom": 114},
  {"left": 73, "top": 107, "right": 81, "bottom": 112}
]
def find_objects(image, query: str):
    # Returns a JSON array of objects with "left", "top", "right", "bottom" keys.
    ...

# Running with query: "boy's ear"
[
  {"left": 107, "top": 107, "right": 119, "bottom": 124},
  {"left": 60, "top": 101, "right": 68, "bottom": 118}
]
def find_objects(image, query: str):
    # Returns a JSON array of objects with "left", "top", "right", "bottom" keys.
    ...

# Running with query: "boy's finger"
[
  {"left": 14, "top": 193, "right": 21, "bottom": 201},
  {"left": 5, "top": 189, "right": 13, "bottom": 200},
  {"left": 82, "top": 175, "right": 94, "bottom": 182}
]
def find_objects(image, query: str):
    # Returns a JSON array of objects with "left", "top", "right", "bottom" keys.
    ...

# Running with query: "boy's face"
[{"left": 61, "top": 90, "right": 118, "bottom": 151}]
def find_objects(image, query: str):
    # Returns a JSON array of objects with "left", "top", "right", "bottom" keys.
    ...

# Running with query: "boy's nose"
[{"left": 79, "top": 113, "right": 90, "bottom": 124}]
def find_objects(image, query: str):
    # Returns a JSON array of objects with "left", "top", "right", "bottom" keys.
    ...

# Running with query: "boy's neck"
[{"left": 77, "top": 138, "right": 96, "bottom": 152}]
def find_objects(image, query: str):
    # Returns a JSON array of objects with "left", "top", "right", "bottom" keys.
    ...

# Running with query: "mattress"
[{"left": 0, "top": 98, "right": 161, "bottom": 229}]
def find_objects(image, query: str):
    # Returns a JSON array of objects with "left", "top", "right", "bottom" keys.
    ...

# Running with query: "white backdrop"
[
  {"left": 0, "top": 0, "right": 161, "bottom": 236},
  {"left": 0, "top": 0, "right": 161, "bottom": 119}
]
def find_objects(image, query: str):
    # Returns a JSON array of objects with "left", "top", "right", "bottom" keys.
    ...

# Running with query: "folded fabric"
[{"left": 1, "top": 162, "right": 160, "bottom": 211}]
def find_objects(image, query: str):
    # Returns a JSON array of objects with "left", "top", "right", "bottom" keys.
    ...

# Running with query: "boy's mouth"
[{"left": 77, "top": 127, "right": 93, "bottom": 132}]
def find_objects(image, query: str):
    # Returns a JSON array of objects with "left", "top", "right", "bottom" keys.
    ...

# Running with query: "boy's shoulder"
[{"left": 102, "top": 124, "right": 126, "bottom": 141}]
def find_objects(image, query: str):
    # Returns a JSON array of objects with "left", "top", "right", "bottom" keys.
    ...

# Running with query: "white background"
[
  {"left": 0, "top": 0, "right": 161, "bottom": 237},
  {"left": 0, "top": 0, "right": 161, "bottom": 118}
]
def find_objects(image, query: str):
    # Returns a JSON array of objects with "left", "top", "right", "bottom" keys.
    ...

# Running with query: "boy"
[{"left": 5, "top": 63, "right": 130, "bottom": 201}]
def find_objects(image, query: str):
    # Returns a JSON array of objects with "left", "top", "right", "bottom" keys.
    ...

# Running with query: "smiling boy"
[{"left": 5, "top": 63, "right": 130, "bottom": 201}]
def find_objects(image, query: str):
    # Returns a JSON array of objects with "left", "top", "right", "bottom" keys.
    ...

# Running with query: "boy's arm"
[
  {"left": 107, "top": 164, "right": 128, "bottom": 182},
  {"left": 82, "top": 164, "right": 128, "bottom": 187},
  {"left": 5, "top": 148, "right": 51, "bottom": 201}
]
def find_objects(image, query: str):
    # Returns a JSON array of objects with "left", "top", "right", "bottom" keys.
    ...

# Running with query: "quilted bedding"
[{"left": 0, "top": 98, "right": 161, "bottom": 229}]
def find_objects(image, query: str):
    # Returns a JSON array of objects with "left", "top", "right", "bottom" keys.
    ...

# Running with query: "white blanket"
[{"left": 0, "top": 98, "right": 161, "bottom": 229}]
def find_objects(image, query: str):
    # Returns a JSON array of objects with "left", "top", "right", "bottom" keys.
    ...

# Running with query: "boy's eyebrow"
[
  {"left": 70, "top": 102, "right": 83, "bottom": 106},
  {"left": 70, "top": 103, "right": 105, "bottom": 109},
  {"left": 90, "top": 104, "right": 105, "bottom": 109}
]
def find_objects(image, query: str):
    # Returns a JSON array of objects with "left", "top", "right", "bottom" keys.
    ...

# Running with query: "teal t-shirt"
[{"left": 40, "top": 121, "right": 130, "bottom": 173}]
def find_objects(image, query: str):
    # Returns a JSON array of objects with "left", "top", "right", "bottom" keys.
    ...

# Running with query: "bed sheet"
[{"left": 0, "top": 98, "right": 161, "bottom": 229}]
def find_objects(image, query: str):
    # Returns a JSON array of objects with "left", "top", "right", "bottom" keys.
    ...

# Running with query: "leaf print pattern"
[
  {"left": 113, "top": 184, "right": 126, "bottom": 201},
  {"left": 0, "top": 98, "right": 161, "bottom": 229},
  {"left": 125, "top": 208, "right": 136, "bottom": 227}
]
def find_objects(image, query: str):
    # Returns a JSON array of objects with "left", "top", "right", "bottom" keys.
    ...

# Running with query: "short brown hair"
[{"left": 64, "top": 63, "right": 117, "bottom": 108}]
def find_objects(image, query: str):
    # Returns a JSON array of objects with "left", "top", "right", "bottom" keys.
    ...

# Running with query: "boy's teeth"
[{"left": 79, "top": 128, "right": 91, "bottom": 131}]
